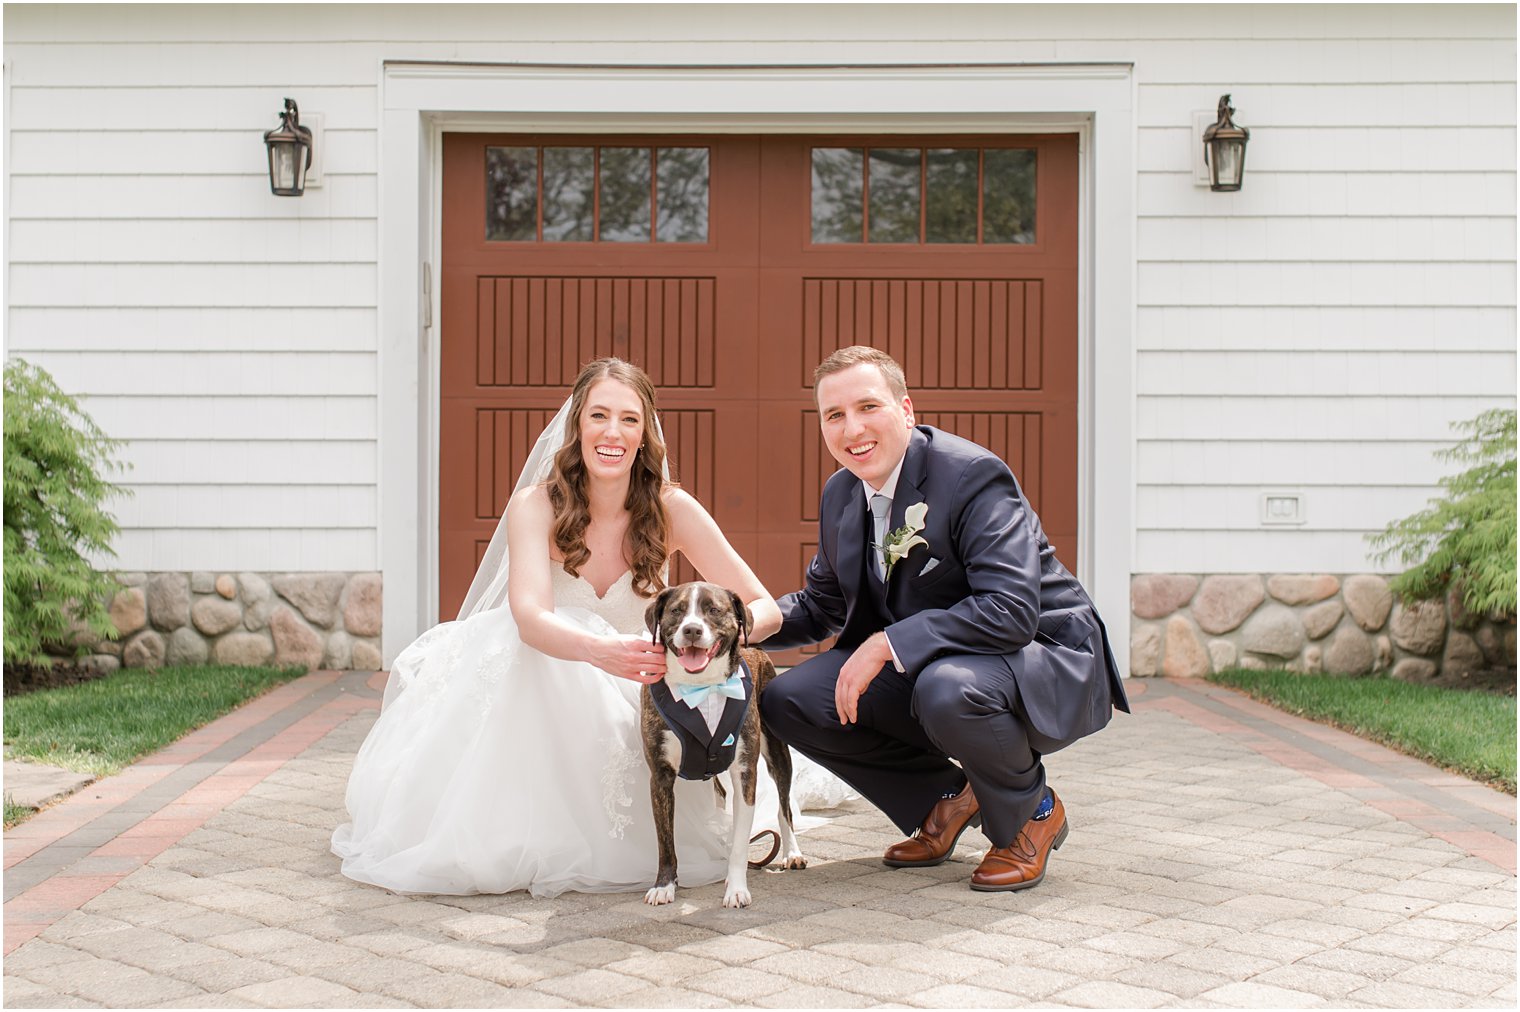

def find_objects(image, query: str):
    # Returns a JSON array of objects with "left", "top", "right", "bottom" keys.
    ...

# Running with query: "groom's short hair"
[{"left": 814, "top": 346, "right": 908, "bottom": 401}]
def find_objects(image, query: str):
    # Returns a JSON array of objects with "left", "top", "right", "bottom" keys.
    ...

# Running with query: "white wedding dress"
[{"left": 332, "top": 563, "right": 852, "bottom": 897}]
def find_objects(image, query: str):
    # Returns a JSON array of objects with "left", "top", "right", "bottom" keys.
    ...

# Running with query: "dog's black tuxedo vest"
[{"left": 649, "top": 657, "right": 753, "bottom": 781}]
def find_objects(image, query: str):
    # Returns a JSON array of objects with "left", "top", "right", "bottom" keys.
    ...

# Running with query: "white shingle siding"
[{"left": 5, "top": 4, "right": 1515, "bottom": 580}]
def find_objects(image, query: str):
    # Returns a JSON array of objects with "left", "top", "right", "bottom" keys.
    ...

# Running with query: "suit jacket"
[{"left": 770, "top": 426, "right": 1129, "bottom": 742}]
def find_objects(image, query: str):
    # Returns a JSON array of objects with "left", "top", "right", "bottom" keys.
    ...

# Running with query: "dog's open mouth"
[{"left": 677, "top": 643, "right": 723, "bottom": 674}]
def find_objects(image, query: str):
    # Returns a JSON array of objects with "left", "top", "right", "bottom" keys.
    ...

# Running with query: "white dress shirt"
[{"left": 862, "top": 459, "right": 908, "bottom": 673}]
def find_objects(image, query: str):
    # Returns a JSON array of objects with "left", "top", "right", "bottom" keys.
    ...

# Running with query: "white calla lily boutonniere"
[{"left": 880, "top": 502, "right": 929, "bottom": 580}]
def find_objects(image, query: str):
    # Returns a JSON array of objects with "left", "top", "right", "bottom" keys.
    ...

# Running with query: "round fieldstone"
[
  {"left": 1443, "top": 632, "right": 1484, "bottom": 677},
  {"left": 1208, "top": 639, "right": 1237, "bottom": 672},
  {"left": 1507, "top": 628, "right": 1518, "bottom": 666},
  {"left": 272, "top": 574, "right": 347, "bottom": 630},
  {"left": 1447, "top": 584, "right": 1479, "bottom": 631},
  {"left": 1303, "top": 601, "right": 1344, "bottom": 641},
  {"left": 343, "top": 573, "right": 383, "bottom": 637},
  {"left": 1130, "top": 624, "right": 1161, "bottom": 677},
  {"left": 165, "top": 627, "right": 209, "bottom": 666},
  {"left": 192, "top": 597, "right": 243, "bottom": 636},
  {"left": 1376, "top": 636, "right": 1392, "bottom": 671},
  {"left": 215, "top": 632, "right": 273, "bottom": 666},
  {"left": 1193, "top": 576, "right": 1265, "bottom": 635},
  {"left": 146, "top": 573, "right": 190, "bottom": 631},
  {"left": 1163, "top": 616, "right": 1210, "bottom": 678},
  {"left": 352, "top": 640, "right": 383, "bottom": 671},
  {"left": 1132, "top": 575, "right": 1198, "bottom": 620},
  {"left": 1239, "top": 655, "right": 1268, "bottom": 671},
  {"left": 1267, "top": 574, "right": 1340, "bottom": 606},
  {"left": 1324, "top": 626, "right": 1374, "bottom": 675},
  {"left": 190, "top": 572, "right": 216, "bottom": 594},
  {"left": 83, "top": 654, "right": 121, "bottom": 676},
  {"left": 97, "top": 638, "right": 122, "bottom": 658},
  {"left": 1344, "top": 575, "right": 1394, "bottom": 631},
  {"left": 270, "top": 607, "right": 324, "bottom": 670},
  {"left": 1304, "top": 646, "right": 1323, "bottom": 673},
  {"left": 1241, "top": 604, "right": 1304, "bottom": 660},
  {"left": 1392, "top": 657, "right": 1437, "bottom": 682},
  {"left": 324, "top": 631, "right": 354, "bottom": 670},
  {"left": 1475, "top": 625, "right": 1502, "bottom": 665},
  {"left": 215, "top": 574, "right": 238, "bottom": 600},
  {"left": 1390, "top": 600, "right": 1447, "bottom": 656},
  {"left": 116, "top": 572, "right": 147, "bottom": 587},
  {"left": 109, "top": 588, "right": 147, "bottom": 636},
  {"left": 123, "top": 630, "right": 166, "bottom": 669},
  {"left": 239, "top": 572, "right": 271, "bottom": 605}
]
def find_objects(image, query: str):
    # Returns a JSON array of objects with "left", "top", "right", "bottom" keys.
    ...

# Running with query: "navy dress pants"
[{"left": 760, "top": 647, "right": 1063, "bottom": 847}]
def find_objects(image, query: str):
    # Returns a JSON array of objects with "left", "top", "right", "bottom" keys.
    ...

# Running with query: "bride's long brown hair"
[{"left": 547, "top": 359, "right": 670, "bottom": 598}]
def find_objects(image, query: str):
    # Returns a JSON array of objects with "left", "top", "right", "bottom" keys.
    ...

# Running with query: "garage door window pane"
[
  {"left": 925, "top": 149, "right": 979, "bottom": 244},
  {"left": 599, "top": 147, "right": 652, "bottom": 242},
  {"left": 983, "top": 149, "right": 1037, "bottom": 244},
  {"left": 657, "top": 147, "right": 709, "bottom": 243},
  {"left": 543, "top": 147, "right": 595, "bottom": 242},
  {"left": 868, "top": 148, "right": 920, "bottom": 243},
  {"left": 486, "top": 147, "right": 538, "bottom": 241},
  {"left": 812, "top": 148, "right": 864, "bottom": 243}
]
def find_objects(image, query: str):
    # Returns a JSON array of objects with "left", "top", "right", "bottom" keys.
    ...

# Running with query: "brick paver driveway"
[{"left": 4, "top": 673, "right": 1514, "bottom": 1008}]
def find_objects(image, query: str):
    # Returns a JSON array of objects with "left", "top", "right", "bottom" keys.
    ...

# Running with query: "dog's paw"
[
  {"left": 721, "top": 884, "right": 752, "bottom": 908},
  {"left": 644, "top": 883, "right": 676, "bottom": 906},
  {"left": 781, "top": 851, "right": 808, "bottom": 870}
]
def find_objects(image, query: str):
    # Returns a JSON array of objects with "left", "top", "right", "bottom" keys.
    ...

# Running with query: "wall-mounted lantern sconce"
[
  {"left": 263, "top": 98, "right": 314, "bottom": 197},
  {"left": 1202, "top": 94, "right": 1250, "bottom": 192}
]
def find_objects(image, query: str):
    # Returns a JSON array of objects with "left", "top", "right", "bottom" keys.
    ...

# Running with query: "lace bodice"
[{"left": 551, "top": 565, "right": 649, "bottom": 636}]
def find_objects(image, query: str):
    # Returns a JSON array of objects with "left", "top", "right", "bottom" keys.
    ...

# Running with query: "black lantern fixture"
[
  {"left": 1202, "top": 94, "right": 1250, "bottom": 192},
  {"left": 263, "top": 98, "right": 314, "bottom": 197}
]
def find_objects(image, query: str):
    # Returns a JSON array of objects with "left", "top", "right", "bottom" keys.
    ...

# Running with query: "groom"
[{"left": 760, "top": 347, "right": 1128, "bottom": 891}]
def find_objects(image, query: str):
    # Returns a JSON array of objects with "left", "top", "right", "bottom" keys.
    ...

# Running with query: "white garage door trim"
[{"left": 379, "top": 62, "right": 1136, "bottom": 668}]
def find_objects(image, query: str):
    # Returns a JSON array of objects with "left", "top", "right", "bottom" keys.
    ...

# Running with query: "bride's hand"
[{"left": 588, "top": 634, "right": 667, "bottom": 684}]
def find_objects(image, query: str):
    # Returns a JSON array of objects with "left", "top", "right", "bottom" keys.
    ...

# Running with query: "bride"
[{"left": 332, "top": 358, "right": 849, "bottom": 896}]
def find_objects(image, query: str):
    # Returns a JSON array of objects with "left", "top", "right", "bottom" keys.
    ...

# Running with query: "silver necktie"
[{"left": 869, "top": 493, "right": 891, "bottom": 579}]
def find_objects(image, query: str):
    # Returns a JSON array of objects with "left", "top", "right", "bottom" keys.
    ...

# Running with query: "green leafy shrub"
[
  {"left": 4, "top": 359, "right": 130, "bottom": 667},
  {"left": 1368, "top": 408, "right": 1516, "bottom": 617}
]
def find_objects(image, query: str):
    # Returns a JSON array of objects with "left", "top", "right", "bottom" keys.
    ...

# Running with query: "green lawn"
[
  {"left": 4, "top": 664, "right": 306, "bottom": 779},
  {"left": 1208, "top": 668, "right": 1517, "bottom": 794}
]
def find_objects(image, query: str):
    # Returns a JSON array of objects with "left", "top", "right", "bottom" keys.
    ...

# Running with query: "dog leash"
[{"left": 747, "top": 830, "right": 781, "bottom": 869}]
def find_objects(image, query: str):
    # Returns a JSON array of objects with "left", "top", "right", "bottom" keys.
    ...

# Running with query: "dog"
[{"left": 641, "top": 581, "right": 806, "bottom": 907}]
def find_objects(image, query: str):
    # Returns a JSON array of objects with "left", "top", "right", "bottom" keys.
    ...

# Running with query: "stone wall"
[
  {"left": 66, "top": 572, "right": 383, "bottom": 674},
  {"left": 1131, "top": 574, "right": 1517, "bottom": 680}
]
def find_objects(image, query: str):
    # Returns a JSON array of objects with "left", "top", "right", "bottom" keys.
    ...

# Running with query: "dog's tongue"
[{"left": 679, "top": 646, "right": 712, "bottom": 674}]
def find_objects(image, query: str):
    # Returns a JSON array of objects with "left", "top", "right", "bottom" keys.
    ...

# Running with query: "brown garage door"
[{"left": 440, "top": 133, "right": 1078, "bottom": 660}]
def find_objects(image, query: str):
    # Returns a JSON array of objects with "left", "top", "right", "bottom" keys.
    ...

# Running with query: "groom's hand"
[{"left": 836, "top": 632, "right": 894, "bottom": 724}]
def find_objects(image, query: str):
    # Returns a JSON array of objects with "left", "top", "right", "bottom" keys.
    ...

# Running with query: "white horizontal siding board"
[
  {"left": 8, "top": 219, "right": 377, "bottom": 265},
  {"left": 115, "top": 485, "right": 377, "bottom": 529},
  {"left": 1136, "top": 485, "right": 1446, "bottom": 531},
  {"left": 1138, "top": 395, "right": 1515, "bottom": 441},
  {"left": 1138, "top": 350, "right": 1515, "bottom": 397},
  {"left": 8, "top": 85, "right": 379, "bottom": 131},
  {"left": 118, "top": 440, "right": 376, "bottom": 485},
  {"left": 10, "top": 174, "right": 378, "bottom": 220},
  {"left": 1137, "top": 83, "right": 1517, "bottom": 128},
  {"left": 1138, "top": 172, "right": 1517, "bottom": 218},
  {"left": 1137, "top": 440, "right": 1458, "bottom": 487},
  {"left": 80, "top": 396, "right": 377, "bottom": 440},
  {"left": 1136, "top": 262, "right": 1514, "bottom": 308},
  {"left": 1137, "top": 306, "right": 1518, "bottom": 351},
  {"left": 1139, "top": 126, "right": 1518, "bottom": 174},
  {"left": 1135, "top": 529, "right": 1414, "bottom": 575},
  {"left": 1120, "top": 39, "right": 1517, "bottom": 85},
  {"left": 3, "top": 41, "right": 385, "bottom": 86},
  {"left": 9, "top": 264, "right": 378, "bottom": 309},
  {"left": 8, "top": 308, "right": 379, "bottom": 352},
  {"left": 103, "top": 528, "right": 375, "bottom": 571},
  {"left": 1139, "top": 217, "right": 1517, "bottom": 263},
  {"left": 9, "top": 128, "right": 377, "bottom": 176},
  {"left": 22, "top": 351, "right": 376, "bottom": 397}
]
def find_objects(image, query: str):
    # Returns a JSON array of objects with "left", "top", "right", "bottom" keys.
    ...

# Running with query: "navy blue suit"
[{"left": 761, "top": 426, "right": 1128, "bottom": 846}]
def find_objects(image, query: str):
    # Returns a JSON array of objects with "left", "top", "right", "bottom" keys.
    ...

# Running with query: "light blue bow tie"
[{"left": 674, "top": 672, "right": 746, "bottom": 710}]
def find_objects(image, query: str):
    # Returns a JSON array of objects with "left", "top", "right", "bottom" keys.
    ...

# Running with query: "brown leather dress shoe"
[
  {"left": 882, "top": 782, "right": 981, "bottom": 867},
  {"left": 970, "top": 790, "right": 1068, "bottom": 892}
]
